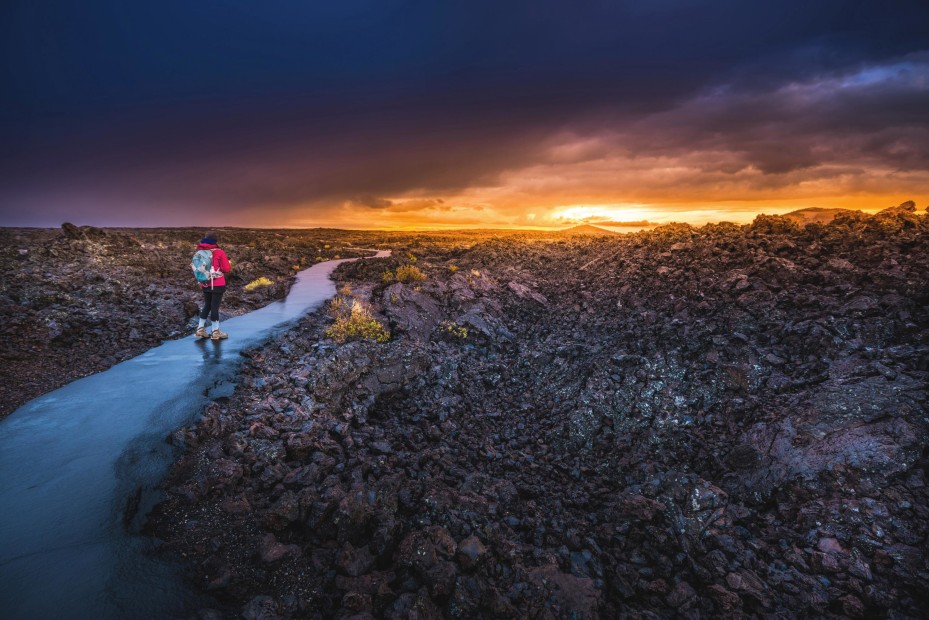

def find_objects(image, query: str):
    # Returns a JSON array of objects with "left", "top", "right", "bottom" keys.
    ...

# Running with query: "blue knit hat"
[{"left": 201, "top": 231, "right": 218, "bottom": 244}]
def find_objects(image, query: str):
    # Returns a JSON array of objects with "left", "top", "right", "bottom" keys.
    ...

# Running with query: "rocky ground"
[
  {"left": 0, "top": 224, "right": 383, "bottom": 418},
  {"left": 145, "top": 202, "right": 929, "bottom": 618}
]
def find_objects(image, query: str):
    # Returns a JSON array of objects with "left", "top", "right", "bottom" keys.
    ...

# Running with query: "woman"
[{"left": 194, "top": 231, "right": 231, "bottom": 340}]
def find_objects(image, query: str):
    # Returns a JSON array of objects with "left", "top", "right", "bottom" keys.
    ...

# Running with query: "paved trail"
[{"left": 0, "top": 251, "right": 389, "bottom": 619}]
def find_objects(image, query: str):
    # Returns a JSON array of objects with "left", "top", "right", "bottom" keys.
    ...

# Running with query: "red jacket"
[{"left": 197, "top": 243, "right": 231, "bottom": 287}]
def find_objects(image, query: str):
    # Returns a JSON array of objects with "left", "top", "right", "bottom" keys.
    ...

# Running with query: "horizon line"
[{"left": 1, "top": 204, "right": 920, "bottom": 233}]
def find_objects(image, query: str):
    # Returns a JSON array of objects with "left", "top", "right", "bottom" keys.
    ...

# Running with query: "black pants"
[{"left": 200, "top": 285, "right": 225, "bottom": 321}]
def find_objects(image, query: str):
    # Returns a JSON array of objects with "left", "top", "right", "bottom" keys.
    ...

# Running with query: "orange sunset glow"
[{"left": 2, "top": 4, "right": 927, "bottom": 229}]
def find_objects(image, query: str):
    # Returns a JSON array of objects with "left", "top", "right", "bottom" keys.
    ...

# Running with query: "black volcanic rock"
[
  {"left": 143, "top": 207, "right": 929, "bottom": 617},
  {"left": 0, "top": 227, "right": 381, "bottom": 418},
  {"left": 782, "top": 207, "right": 857, "bottom": 225}
]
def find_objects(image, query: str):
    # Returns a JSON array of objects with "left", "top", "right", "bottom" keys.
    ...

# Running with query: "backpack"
[{"left": 191, "top": 249, "right": 218, "bottom": 284}]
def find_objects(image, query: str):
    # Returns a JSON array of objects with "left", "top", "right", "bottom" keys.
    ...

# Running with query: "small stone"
[
  {"left": 764, "top": 353, "right": 786, "bottom": 366},
  {"left": 725, "top": 572, "right": 743, "bottom": 590},
  {"left": 840, "top": 594, "right": 865, "bottom": 618},
  {"left": 370, "top": 440, "right": 392, "bottom": 455},
  {"left": 257, "top": 533, "right": 300, "bottom": 564},
  {"left": 848, "top": 558, "right": 873, "bottom": 582},
  {"left": 336, "top": 542, "right": 375, "bottom": 577},
  {"left": 816, "top": 537, "right": 845, "bottom": 555},
  {"left": 707, "top": 584, "right": 740, "bottom": 613},
  {"left": 242, "top": 595, "right": 280, "bottom": 620},
  {"left": 456, "top": 535, "right": 487, "bottom": 569},
  {"left": 812, "top": 551, "right": 841, "bottom": 573},
  {"left": 666, "top": 580, "right": 697, "bottom": 608}
]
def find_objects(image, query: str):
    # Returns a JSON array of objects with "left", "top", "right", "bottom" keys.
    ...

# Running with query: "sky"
[{"left": 1, "top": 0, "right": 928, "bottom": 229}]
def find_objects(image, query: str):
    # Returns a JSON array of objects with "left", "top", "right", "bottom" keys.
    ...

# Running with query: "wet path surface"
[{"left": 0, "top": 251, "right": 388, "bottom": 619}]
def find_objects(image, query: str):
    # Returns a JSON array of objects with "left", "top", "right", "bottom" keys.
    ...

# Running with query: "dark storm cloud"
[
  {"left": 354, "top": 195, "right": 395, "bottom": 209},
  {"left": 0, "top": 96, "right": 557, "bottom": 224},
  {"left": 348, "top": 196, "right": 445, "bottom": 212},
  {"left": 0, "top": 0, "right": 928, "bottom": 226},
  {"left": 625, "top": 53, "right": 929, "bottom": 175}
]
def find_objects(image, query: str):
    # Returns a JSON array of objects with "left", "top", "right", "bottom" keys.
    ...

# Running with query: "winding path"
[{"left": 0, "top": 251, "right": 389, "bottom": 619}]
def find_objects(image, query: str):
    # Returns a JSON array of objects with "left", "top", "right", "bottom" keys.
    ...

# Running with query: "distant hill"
[
  {"left": 782, "top": 207, "right": 858, "bottom": 225},
  {"left": 560, "top": 224, "right": 620, "bottom": 235},
  {"left": 587, "top": 220, "right": 654, "bottom": 228}
]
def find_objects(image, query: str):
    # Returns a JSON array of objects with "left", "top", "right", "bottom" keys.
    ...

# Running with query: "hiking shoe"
[
  {"left": 195, "top": 327, "right": 209, "bottom": 338},
  {"left": 211, "top": 329, "right": 228, "bottom": 340}
]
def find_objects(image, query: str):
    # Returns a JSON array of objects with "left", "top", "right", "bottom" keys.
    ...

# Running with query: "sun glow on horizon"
[
  {"left": 276, "top": 194, "right": 914, "bottom": 231},
  {"left": 550, "top": 204, "right": 657, "bottom": 224}
]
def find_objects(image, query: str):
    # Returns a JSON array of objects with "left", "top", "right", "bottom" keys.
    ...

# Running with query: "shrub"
[
  {"left": 327, "top": 295, "right": 347, "bottom": 316},
  {"left": 382, "top": 270, "right": 395, "bottom": 284},
  {"left": 244, "top": 277, "right": 274, "bottom": 292},
  {"left": 438, "top": 320, "right": 468, "bottom": 340},
  {"left": 448, "top": 265, "right": 459, "bottom": 273},
  {"left": 325, "top": 299, "right": 390, "bottom": 344},
  {"left": 395, "top": 265, "right": 426, "bottom": 283}
]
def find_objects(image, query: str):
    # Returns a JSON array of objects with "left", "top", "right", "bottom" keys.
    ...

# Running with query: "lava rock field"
[{"left": 147, "top": 203, "right": 929, "bottom": 618}]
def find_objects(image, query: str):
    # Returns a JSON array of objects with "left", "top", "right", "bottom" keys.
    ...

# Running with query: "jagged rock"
[
  {"left": 527, "top": 564, "right": 601, "bottom": 619},
  {"left": 337, "top": 542, "right": 376, "bottom": 577},
  {"left": 141, "top": 212, "right": 929, "bottom": 619},
  {"left": 382, "top": 283, "right": 442, "bottom": 340},
  {"left": 257, "top": 534, "right": 301, "bottom": 564},
  {"left": 60, "top": 222, "right": 85, "bottom": 239},
  {"left": 242, "top": 595, "right": 280, "bottom": 620},
  {"left": 507, "top": 281, "right": 547, "bottom": 304},
  {"left": 455, "top": 536, "right": 487, "bottom": 569}
]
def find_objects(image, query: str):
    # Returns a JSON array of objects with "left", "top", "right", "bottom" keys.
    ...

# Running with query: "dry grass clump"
[
  {"left": 328, "top": 295, "right": 347, "bottom": 315},
  {"left": 244, "top": 277, "right": 274, "bottom": 292},
  {"left": 325, "top": 298, "right": 390, "bottom": 344},
  {"left": 381, "top": 264, "right": 427, "bottom": 284},
  {"left": 395, "top": 265, "right": 426, "bottom": 283}
]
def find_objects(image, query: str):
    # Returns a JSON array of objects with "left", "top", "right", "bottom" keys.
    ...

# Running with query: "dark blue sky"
[{"left": 2, "top": 1, "right": 928, "bottom": 227}]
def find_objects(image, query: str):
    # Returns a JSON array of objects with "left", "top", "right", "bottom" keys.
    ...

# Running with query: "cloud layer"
[{"left": 1, "top": 2, "right": 927, "bottom": 227}]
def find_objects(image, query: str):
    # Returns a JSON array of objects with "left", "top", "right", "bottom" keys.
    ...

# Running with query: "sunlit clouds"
[
  {"left": 302, "top": 55, "right": 929, "bottom": 229},
  {"left": 1, "top": 2, "right": 927, "bottom": 229}
]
